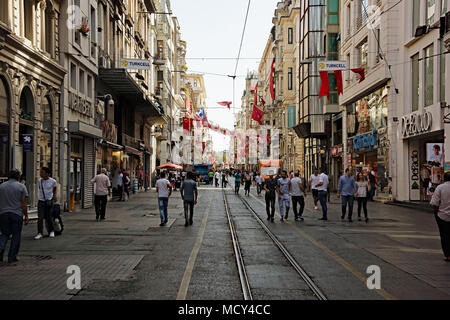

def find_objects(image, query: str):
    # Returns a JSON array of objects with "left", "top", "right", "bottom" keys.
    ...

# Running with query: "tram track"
[{"left": 223, "top": 188, "right": 328, "bottom": 300}]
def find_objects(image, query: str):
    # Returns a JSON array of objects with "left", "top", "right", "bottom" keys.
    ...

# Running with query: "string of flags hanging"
[{"left": 318, "top": 61, "right": 365, "bottom": 100}]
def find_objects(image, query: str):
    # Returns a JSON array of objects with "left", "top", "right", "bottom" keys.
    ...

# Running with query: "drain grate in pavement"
[{"left": 78, "top": 237, "right": 133, "bottom": 246}]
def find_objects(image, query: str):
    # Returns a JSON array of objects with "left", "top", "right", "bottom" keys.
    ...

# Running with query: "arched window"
[
  {"left": 0, "top": 77, "right": 10, "bottom": 178},
  {"left": 40, "top": 96, "right": 52, "bottom": 171}
]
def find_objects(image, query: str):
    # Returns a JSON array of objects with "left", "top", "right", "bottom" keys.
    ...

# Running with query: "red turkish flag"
[
  {"left": 319, "top": 71, "right": 330, "bottom": 101},
  {"left": 334, "top": 70, "right": 343, "bottom": 95},
  {"left": 253, "top": 86, "right": 258, "bottom": 107},
  {"left": 182, "top": 117, "right": 190, "bottom": 133},
  {"left": 270, "top": 59, "right": 275, "bottom": 99},
  {"left": 217, "top": 101, "right": 232, "bottom": 109},
  {"left": 252, "top": 106, "right": 264, "bottom": 125},
  {"left": 351, "top": 68, "right": 365, "bottom": 83},
  {"left": 202, "top": 142, "right": 206, "bottom": 153}
]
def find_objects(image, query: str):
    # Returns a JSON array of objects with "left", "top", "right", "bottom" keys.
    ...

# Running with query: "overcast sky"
[{"left": 171, "top": 0, "right": 278, "bottom": 152}]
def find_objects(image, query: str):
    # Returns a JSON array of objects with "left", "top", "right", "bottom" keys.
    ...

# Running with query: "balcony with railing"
[{"left": 122, "top": 133, "right": 142, "bottom": 150}]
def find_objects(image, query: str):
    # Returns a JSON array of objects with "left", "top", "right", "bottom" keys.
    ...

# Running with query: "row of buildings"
[
  {"left": 236, "top": 0, "right": 450, "bottom": 203},
  {"left": 0, "top": 0, "right": 207, "bottom": 211}
]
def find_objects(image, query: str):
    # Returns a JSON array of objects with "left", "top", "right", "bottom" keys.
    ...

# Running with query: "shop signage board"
[
  {"left": 119, "top": 58, "right": 151, "bottom": 70},
  {"left": 22, "top": 134, "right": 33, "bottom": 153},
  {"left": 409, "top": 140, "right": 421, "bottom": 201},
  {"left": 318, "top": 61, "right": 348, "bottom": 71},
  {"left": 353, "top": 130, "right": 378, "bottom": 152},
  {"left": 402, "top": 111, "right": 432, "bottom": 138}
]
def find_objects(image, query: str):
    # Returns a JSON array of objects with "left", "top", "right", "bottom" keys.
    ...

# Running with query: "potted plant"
[{"left": 78, "top": 24, "right": 91, "bottom": 36}]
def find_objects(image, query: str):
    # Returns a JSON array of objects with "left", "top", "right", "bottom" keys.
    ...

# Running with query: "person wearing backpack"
[{"left": 35, "top": 167, "right": 57, "bottom": 240}]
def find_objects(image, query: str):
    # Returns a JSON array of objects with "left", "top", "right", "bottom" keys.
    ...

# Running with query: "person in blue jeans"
[
  {"left": 338, "top": 168, "right": 358, "bottom": 222},
  {"left": 156, "top": 172, "right": 172, "bottom": 226},
  {"left": 316, "top": 168, "right": 329, "bottom": 221},
  {"left": 0, "top": 170, "right": 29, "bottom": 263}
]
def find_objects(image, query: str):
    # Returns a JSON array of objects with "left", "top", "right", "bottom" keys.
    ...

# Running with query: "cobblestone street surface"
[{"left": 1, "top": 185, "right": 449, "bottom": 300}]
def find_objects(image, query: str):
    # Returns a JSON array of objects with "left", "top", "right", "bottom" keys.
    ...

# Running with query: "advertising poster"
[
  {"left": 427, "top": 143, "right": 444, "bottom": 167},
  {"left": 426, "top": 143, "right": 444, "bottom": 196}
]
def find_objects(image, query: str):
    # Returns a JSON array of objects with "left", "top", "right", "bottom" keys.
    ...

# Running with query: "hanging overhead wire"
[{"left": 234, "top": 0, "right": 252, "bottom": 77}]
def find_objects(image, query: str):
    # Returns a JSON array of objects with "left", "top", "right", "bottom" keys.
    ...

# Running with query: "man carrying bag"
[{"left": 35, "top": 167, "right": 57, "bottom": 240}]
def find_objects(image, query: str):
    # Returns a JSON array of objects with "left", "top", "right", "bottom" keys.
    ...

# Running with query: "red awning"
[{"left": 156, "top": 163, "right": 183, "bottom": 170}]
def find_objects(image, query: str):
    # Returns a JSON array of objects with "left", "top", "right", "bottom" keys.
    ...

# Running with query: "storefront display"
[{"left": 347, "top": 85, "right": 390, "bottom": 198}]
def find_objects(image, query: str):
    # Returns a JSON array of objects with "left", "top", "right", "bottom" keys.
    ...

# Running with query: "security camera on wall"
[{"left": 108, "top": 99, "right": 115, "bottom": 108}]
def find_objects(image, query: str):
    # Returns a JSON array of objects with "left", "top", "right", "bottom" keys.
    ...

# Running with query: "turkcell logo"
[{"left": 120, "top": 59, "right": 151, "bottom": 70}]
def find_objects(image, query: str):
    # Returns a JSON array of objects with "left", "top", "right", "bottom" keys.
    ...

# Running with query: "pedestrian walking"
[
  {"left": 256, "top": 173, "right": 263, "bottom": 196},
  {"left": 91, "top": 168, "right": 111, "bottom": 221},
  {"left": 145, "top": 172, "right": 150, "bottom": 192},
  {"left": 208, "top": 170, "right": 214, "bottom": 185},
  {"left": 430, "top": 172, "right": 450, "bottom": 262},
  {"left": 215, "top": 171, "right": 220, "bottom": 187},
  {"left": 117, "top": 169, "right": 124, "bottom": 201},
  {"left": 180, "top": 172, "right": 198, "bottom": 227},
  {"left": 156, "top": 172, "right": 172, "bottom": 227},
  {"left": 244, "top": 172, "right": 252, "bottom": 197},
  {"left": 222, "top": 171, "right": 227, "bottom": 188},
  {"left": 34, "top": 167, "right": 57, "bottom": 240},
  {"left": 309, "top": 168, "right": 320, "bottom": 211},
  {"left": 123, "top": 171, "right": 131, "bottom": 201},
  {"left": 356, "top": 173, "right": 371, "bottom": 223},
  {"left": 337, "top": 168, "right": 358, "bottom": 222},
  {"left": 234, "top": 171, "right": 242, "bottom": 194},
  {"left": 0, "top": 170, "right": 29, "bottom": 263},
  {"left": 291, "top": 171, "right": 306, "bottom": 221},
  {"left": 263, "top": 174, "right": 277, "bottom": 222},
  {"left": 277, "top": 171, "right": 291, "bottom": 222},
  {"left": 316, "top": 168, "right": 329, "bottom": 221}
]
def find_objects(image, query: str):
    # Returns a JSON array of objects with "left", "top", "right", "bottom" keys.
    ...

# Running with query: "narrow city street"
[{"left": 1, "top": 184, "right": 449, "bottom": 300}]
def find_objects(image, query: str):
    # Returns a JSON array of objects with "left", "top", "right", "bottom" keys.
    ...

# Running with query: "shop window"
[
  {"left": 70, "top": 63, "right": 77, "bottom": 90},
  {"left": 0, "top": 1, "right": 8, "bottom": 24},
  {"left": 23, "top": 0, "right": 34, "bottom": 41},
  {"left": 288, "top": 67, "right": 293, "bottom": 90},
  {"left": 328, "top": 33, "right": 339, "bottom": 60},
  {"left": 79, "top": 69, "right": 85, "bottom": 94},
  {"left": 0, "top": 78, "right": 10, "bottom": 178},
  {"left": 413, "top": 0, "right": 420, "bottom": 37},
  {"left": 426, "top": 0, "right": 436, "bottom": 25},
  {"left": 328, "top": 0, "right": 339, "bottom": 25},
  {"left": 412, "top": 53, "right": 419, "bottom": 112},
  {"left": 288, "top": 28, "right": 293, "bottom": 44},
  {"left": 40, "top": 97, "right": 52, "bottom": 170},
  {"left": 424, "top": 45, "right": 434, "bottom": 107}
]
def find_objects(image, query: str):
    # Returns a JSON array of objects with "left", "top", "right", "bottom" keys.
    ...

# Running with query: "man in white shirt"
[
  {"left": 35, "top": 167, "right": 57, "bottom": 240},
  {"left": 291, "top": 171, "right": 307, "bottom": 221},
  {"left": 156, "top": 172, "right": 172, "bottom": 226},
  {"left": 315, "top": 168, "right": 329, "bottom": 221},
  {"left": 309, "top": 168, "right": 320, "bottom": 210},
  {"left": 256, "top": 173, "right": 264, "bottom": 196},
  {"left": 215, "top": 171, "right": 220, "bottom": 187},
  {"left": 430, "top": 172, "right": 450, "bottom": 262},
  {"left": 91, "top": 168, "right": 112, "bottom": 221}
]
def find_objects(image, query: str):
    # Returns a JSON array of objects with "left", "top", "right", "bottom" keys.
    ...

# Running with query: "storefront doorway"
[
  {"left": 70, "top": 137, "right": 84, "bottom": 210},
  {"left": 0, "top": 77, "right": 10, "bottom": 181}
]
